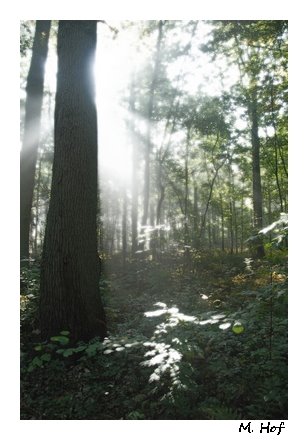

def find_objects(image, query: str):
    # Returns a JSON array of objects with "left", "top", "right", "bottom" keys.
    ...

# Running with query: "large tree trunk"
[
  {"left": 250, "top": 87, "right": 265, "bottom": 258},
  {"left": 20, "top": 20, "right": 51, "bottom": 264},
  {"left": 40, "top": 21, "right": 106, "bottom": 342}
]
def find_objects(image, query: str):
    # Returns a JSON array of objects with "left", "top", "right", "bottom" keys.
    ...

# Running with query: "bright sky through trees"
[
  {"left": 93, "top": 21, "right": 242, "bottom": 187},
  {"left": 23, "top": 20, "right": 244, "bottom": 187}
]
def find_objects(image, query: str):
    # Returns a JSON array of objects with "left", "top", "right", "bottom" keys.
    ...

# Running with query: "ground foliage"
[{"left": 20, "top": 249, "right": 287, "bottom": 420}]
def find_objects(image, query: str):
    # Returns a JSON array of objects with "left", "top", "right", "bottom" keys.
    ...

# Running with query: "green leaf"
[
  {"left": 232, "top": 322, "right": 245, "bottom": 334},
  {"left": 63, "top": 349, "right": 74, "bottom": 357},
  {"left": 60, "top": 330, "right": 70, "bottom": 336},
  {"left": 74, "top": 345, "right": 87, "bottom": 353},
  {"left": 30, "top": 356, "right": 43, "bottom": 368},
  {"left": 86, "top": 346, "right": 98, "bottom": 356},
  {"left": 127, "top": 411, "right": 144, "bottom": 420},
  {"left": 34, "top": 345, "right": 43, "bottom": 351},
  {"left": 56, "top": 349, "right": 64, "bottom": 354},
  {"left": 41, "top": 353, "right": 51, "bottom": 362},
  {"left": 50, "top": 335, "right": 70, "bottom": 345}
]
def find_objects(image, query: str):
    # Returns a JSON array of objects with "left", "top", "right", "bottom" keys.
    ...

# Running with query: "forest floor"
[{"left": 20, "top": 249, "right": 288, "bottom": 420}]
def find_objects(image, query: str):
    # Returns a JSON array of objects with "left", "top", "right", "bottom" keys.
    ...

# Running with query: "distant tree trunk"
[
  {"left": 269, "top": 82, "right": 284, "bottom": 213},
  {"left": 122, "top": 188, "right": 127, "bottom": 267},
  {"left": 110, "top": 211, "right": 118, "bottom": 256},
  {"left": 40, "top": 21, "right": 106, "bottom": 342},
  {"left": 233, "top": 200, "right": 238, "bottom": 254},
  {"left": 229, "top": 200, "right": 234, "bottom": 254},
  {"left": 109, "top": 223, "right": 115, "bottom": 255},
  {"left": 193, "top": 183, "right": 199, "bottom": 248},
  {"left": 128, "top": 80, "right": 139, "bottom": 256},
  {"left": 220, "top": 194, "right": 225, "bottom": 252},
  {"left": 233, "top": 30, "right": 265, "bottom": 258},
  {"left": 116, "top": 226, "right": 121, "bottom": 253},
  {"left": 97, "top": 196, "right": 104, "bottom": 255},
  {"left": 142, "top": 20, "right": 164, "bottom": 227},
  {"left": 154, "top": 176, "right": 165, "bottom": 258},
  {"left": 156, "top": 184, "right": 165, "bottom": 228},
  {"left": 20, "top": 20, "right": 51, "bottom": 264},
  {"left": 267, "top": 183, "right": 272, "bottom": 226},
  {"left": 98, "top": 219, "right": 104, "bottom": 255},
  {"left": 211, "top": 207, "right": 217, "bottom": 249},
  {"left": 131, "top": 142, "right": 138, "bottom": 255},
  {"left": 250, "top": 87, "right": 265, "bottom": 258},
  {"left": 208, "top": 206, "right": 212, "bottom": 251},
  {"left": 184, "top": 127, "right": 190, "bottom": 248},
  {"left": 199, "top": 156, "right": 226, "bottom": 241},
  {"left": 240, "top": 192, "right": 244, "bottom": 253},
  {"left": 33, "top": 154, "right": 43, "bottom": 258}
]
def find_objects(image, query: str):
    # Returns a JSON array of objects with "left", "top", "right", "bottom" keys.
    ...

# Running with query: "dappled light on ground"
[
  {"left": 142, "top": 341, "right": 182, "bottom": 386},
  {"left": 21, "top": 250, "right": 288, "bottom": 419}
]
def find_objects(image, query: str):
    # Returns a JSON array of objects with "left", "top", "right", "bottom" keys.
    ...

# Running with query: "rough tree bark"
[
  {"left": 40, "top": 21, "right": 107, "bottom": 342},
  {"left": 20, "top": 20, "right": 51, "bottom": 264}
]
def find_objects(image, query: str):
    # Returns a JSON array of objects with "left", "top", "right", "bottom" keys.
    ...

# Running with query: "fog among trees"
[{"left": 20, "top": 20, "right": 288, "bottom": 420}]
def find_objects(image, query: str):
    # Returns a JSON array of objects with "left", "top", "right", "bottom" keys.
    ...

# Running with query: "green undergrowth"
[{"left": 20, "top": 250, "right": 287, "bottom": 419}]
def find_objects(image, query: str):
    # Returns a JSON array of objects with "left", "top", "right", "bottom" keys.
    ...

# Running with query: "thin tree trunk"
[
  {"left": 155, "top": 180, "right": 165, "bottom": 258},
  {"left": 33, "top": 154, "right": 42, "bottom": 258},
  {"left": 229, "top": 200, "right": 234, "bottom": 255},
  {"left": 156, "top": 184, "right": 165, "bottom": 227},
  {"left": 129, "top": 81, "right": 139, "bottom": 256},
  {"left": 199, "top": 161, "right": 225, "bottom": 240},
  {"left": 184, "top": 127, "right": 190, "bottom": 247},
  {"left": 269, "top": 83, "right": 284, "bottom": 212},
  {"left": 98, "top": 219, "right": 104, "bottom": 255},
  {"left": 142, "top": 20, "right": 164, "bottom": 227},
  {"left": 208, "top": 206, "right": 212, "bottom": 251},
  {"left": 40, "top": 21, "right": 106, "bottom": 342},
  {"left": 240, "top": 192, "right": 244, "bottom": 253},
  {"left": 220, "top": 194, "right": 225, "bottom": 252},
  {"left": 233, "top": 200, "right": 238, "bottom": 254},
  {"left": 122, "top": 188, "right": 127, "bottom": 267},
  {"left": 193, "top": 184, "right": 199, "bottom": 248},
  {"left": 20, "top": 20, "right": 51, "bottom": 264},
  {"left": 250, "top": 87, "right": 265, "bottom": 258},
  {"left": 233, "top": 30, "right": 265, "bottom": 258},
  {"left": 264, "top": 179, "right": 273, "bottom": 241},
  {"left": 211, "top": 207, "right": 217, "bottom": 249}
]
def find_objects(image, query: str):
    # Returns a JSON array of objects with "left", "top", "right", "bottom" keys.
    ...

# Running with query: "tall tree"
[
  {"left": 40, "top": 21, "right": 106, "bottom": 342},
  {"left": 20, "top": 20, "right": 51, "bottom": 263},
  {"left": 249, "top": 84, "right": 265, "bottom": 257},
  {"left": 142, "top": 20, "right": 164, "bottom": 227},
  {"left": 201, "top": 20, "right": 287, "bottom": 257},
  {"left": 129, "top": 79, "right": 139, "bottom": 255}
]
